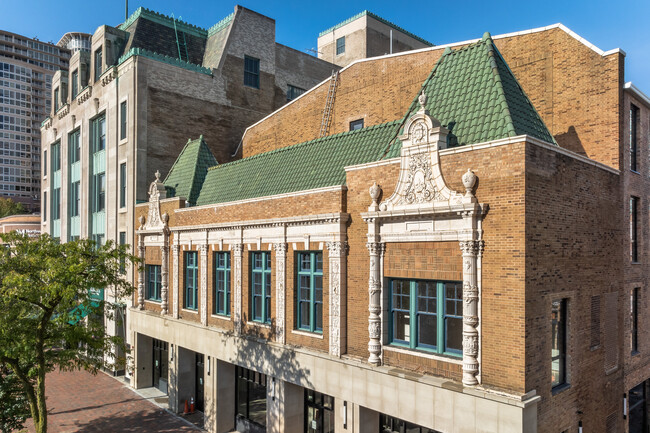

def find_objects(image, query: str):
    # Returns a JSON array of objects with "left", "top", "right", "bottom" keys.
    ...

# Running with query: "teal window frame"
[
  {"left": 69, "top": 181, "right": 80, "bottom": 217},
  {"left": 184, "top": 251, "right": 198, "bottom": 310},
  {"left": 213, "top": 252, "right": 230, "bottom": 316},
  {"left": 92, "top": 172, "right": 105, "bottom": 213},
  {"left": 389, "top": 279, "right": 463, "bottom": 357},
  {"left": 146, "top": 264, "right": 162, "bottom": 301},
  {"left": 296, "top": 251, "right": 323, "bottom": 333},
  {"left": 336, "top": 36, "right": 345, "bottom": 55},
  {"left": 91, "top": 114, "right": 106, "bottom": 152},
  {"left": 250, "top": 251, "right": 271, "bottom": 323},
  {"left": 94, "top": 47, "right": 102, "bottom": 82},
  {"left": 53, "top": 87, "right": 59, "bottom": 112},
  {"left": 244, "top": 56, "right": 260, "bottom": 89},
  {"left": 119, "top": 162, "right": 126, "bottom": 208},
  {"left": 120, "top": 100, "right": 127, "bottom": 140},
  {"left": 69, "top": 129, "right": 80, "bottom": 163},
  {"left": 71, "top": 69, "right": 78, "bottom": 98}
]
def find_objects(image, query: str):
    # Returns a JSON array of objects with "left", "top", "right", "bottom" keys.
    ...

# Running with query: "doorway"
[{"left": 152, "top": 339, "right": 168, "bottom": 394}]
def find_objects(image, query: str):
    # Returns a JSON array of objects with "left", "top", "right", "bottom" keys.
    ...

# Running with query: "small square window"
[
  {"left": 349, "top": 119, "right": 364, "bottom": 131},
  {"left": 336, "top": 36, "right": 345, "bottom": 55}
]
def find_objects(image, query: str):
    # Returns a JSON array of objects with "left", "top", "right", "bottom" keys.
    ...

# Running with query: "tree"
[
  {"left": 0, "top": 364, "right": 30, "bottom": 433},
  {"left": 0, "top": 198, "right": 26, "bottom": 219},
  {"left": 0, "top": 232, "right": 138, "bottom": 433}
]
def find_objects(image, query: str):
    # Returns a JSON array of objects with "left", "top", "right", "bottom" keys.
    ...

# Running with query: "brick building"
[
  {"left": 39, "top": 5, "right": 336, "bottom": 372},
  {"left": 130, "top": 22, "right": 650, "bottom": 432}
]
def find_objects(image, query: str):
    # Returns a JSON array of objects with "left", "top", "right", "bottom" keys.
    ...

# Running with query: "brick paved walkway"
[{"left": 23, "top": 369, "right": 201, "bottom": 432}]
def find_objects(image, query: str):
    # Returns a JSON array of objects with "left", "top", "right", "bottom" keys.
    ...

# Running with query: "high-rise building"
[
  {"left": 57, "top": 32, "right": 92, "bottom": 54},
  {"left": 0, "top": 30, "right": 70, "bottom": 211}
]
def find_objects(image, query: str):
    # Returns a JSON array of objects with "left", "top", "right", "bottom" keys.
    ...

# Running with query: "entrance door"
[
  {"left": 152, "top": 339, "right": 168, "bottom": 393},
  {"left": 195, "top": 353, "right": 204, "bottom": 412}
]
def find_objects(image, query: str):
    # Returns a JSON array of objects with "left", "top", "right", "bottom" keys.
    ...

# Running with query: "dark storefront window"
[
  {"left": 305, "top": 389, "right": 334, "bottom": 433},
  {"left": 380, "top": 414, "right": 441, "bottom": 433},
  {"left": 236, "top": 366, "right": 267, "bottom": 428},
  {"left": 629, "top": 381, "right": 647, "bottom": 433}
]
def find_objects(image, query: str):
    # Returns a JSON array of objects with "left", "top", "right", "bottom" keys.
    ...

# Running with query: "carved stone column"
[
  {"left": 172, "top": 244, "right": 180, "bottom": 319},
  {"left": 232, "top": 244, "right": 243, "bottom": 335},
  {"left": 160, "top": 237, "right": 169, "bottom": 315},
  {"left": 367, "top": 242, "right": 383, "bottom": 365},
  {"left": 137, "top": 236, "right": 145, "bottom": 310},
  {"left": 460, "top": 240, "right": 480, "bottom": 386},
  {"left": 199, "top": 243, "right": 208, "bottom": 326},
  {"left": 327, "top": 241, "right": 347, "bottom": 357},
  {"left": 274, "top": 243, "right": 287, "bottom": 343}
]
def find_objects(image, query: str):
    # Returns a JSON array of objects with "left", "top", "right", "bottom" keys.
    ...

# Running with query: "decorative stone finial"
[
  {"left": 369, "top": 182, "right": 381, "bottom": 207},
  {"left": 462, "top": 169, "right": 477, "bottom": 196},
  {"left": 155, "top": 170, "right": 161, "bottom": 182},
  {"left": 138, "top": 215, "right": 145, "bottom": 229},
  {"left": 418, "top": 91, "right": 427, "bottom": 110},
  {"left": 162, "top": 212, "right": 169, "bottom": 224}
]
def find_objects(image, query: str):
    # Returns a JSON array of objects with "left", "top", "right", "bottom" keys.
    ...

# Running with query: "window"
[
  {"left": 349, "top": 119, "right": 364, "bottom": 131},
  {"left": 305, "top": 389, "right": 334, "bottom": 433},
  {"left": 632, "top": 288, "right": 640, "bottom": 354},
  {"left": 146, "top": 265, "right": 162, "bottom": 301},
  {"left": 93, "top": 173, "right": 105, "bottom": 212},
  {"left": 250, "top": 251, "right": 271, "bottom": 323},
  {"left": 631, "top": 104, "right": 639, "bottom": 171},
  {"left": 69, "top": 129, "right": 80, "bottom": 163},
  {"left": 119, "top": 162, "right": 126, "bottom": 208},
  {"left": 631, "top": 196, "right": 639, "bottom": 262},
  {"left": 53, "top": 87, "right": 59, "bottom": 112},
  {"left": 120, "top": 101, "right": 127, "bottom": 140},
  {"left": 213, "top": 252, "right": 230, "bottom": 316},
  {"left": 43, "top": 191, "right": 47, "bottom": 221},
  {"left": 91, "top": 114, "right": 106, "bottom": 152},
  {"left": 336, "top": 36, "right": 345, "bottom": 55},
  {"left": 71, "top": 69, "right": 78, "bottom": 98},
  {"left": 380, "top": 414, "right": 438, "bottom": 433},
  {"left": 389, "top": 279, "right": 462, "bottom": 355},
  {"left": 244, "top": 56, "right": 260, "bottom": 89},
  {"left": 94, "top": 47, "right": 102, "bottom": 81},
  {"left": 51, "top": 141, "right": 60, "bottom": 172},
  {"left": 236, "top": 366, "right": 267, "bottom": 427},
  {"left": 43, "top": 149, "right": 47, "bottom": 176},
  {"left": 119, "top": 232, "right": 127, "bottom": 274},
  {"left": 297, "top": 252, "right": 323, "bottom": 333},
  {"left": 70, "top": 181, "right": 80, "bottom": 217},
  {"left": 287, "top": 84, "right": 305, "bottom": 102},
  {"left": 51, "top": 188, "right": 60, "bottom": 220},
  {"left": 629, "top": 381, "right": 648, "bottom": 433},
  {"left": 551, "top": 299, "right": 567, "bottom": 389},
  {"left": 184, "top": 251, "right": 198, "bottom": 310}
]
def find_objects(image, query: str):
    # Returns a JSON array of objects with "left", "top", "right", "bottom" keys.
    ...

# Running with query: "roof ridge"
[
  {"left": 483, "top": 33, "right": 517, "bottom": 137},
  {"left": 207, "top": 120, "right": 401, "bottom": 172},
  {"left": 163, "top": 137, "right": 200, "bottom": 184},
  {"left": 119, "top": 7, "right": 209, "bottom": 37},
  {"left": 207, "top": 12, "right": 235, "bottom": 36}
]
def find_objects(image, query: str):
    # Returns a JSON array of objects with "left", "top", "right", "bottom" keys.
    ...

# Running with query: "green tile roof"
[
  {"left": 397, "top": 32, "right": 555, "bottom": 148},
  {"left": 164, "top": 136, "right": 218, "bottom": 205},
  {"left": 196, "top": 121, "right": 401, "bottom": 206}
]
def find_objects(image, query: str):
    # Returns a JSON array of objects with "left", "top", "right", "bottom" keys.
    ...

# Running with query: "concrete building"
[
  {"left": 0, "top": 30, "right": 70, "bottom": 211},
  {"left": 40, "top": 5, "right": 335, "bottom": 374},
  {"left": 317, "top": 11, "right": 433, "bottom": 67},
  {"left": 57, "top": 32, "right": 92, "bottom": 54},
  {"left": 130, "top": 23, "right": 650, "bottom": 433}
]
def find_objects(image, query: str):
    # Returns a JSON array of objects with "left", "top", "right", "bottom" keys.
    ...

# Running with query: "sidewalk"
[{"left": 23, "top": 369, "right": 201, "bottom": 432}]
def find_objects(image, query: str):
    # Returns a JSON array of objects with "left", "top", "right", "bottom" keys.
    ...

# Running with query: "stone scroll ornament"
[{"left": 274, "top": 243, "right": 287, "bottom": 344}]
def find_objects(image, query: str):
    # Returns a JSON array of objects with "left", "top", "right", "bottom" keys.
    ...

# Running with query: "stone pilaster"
[
  {"left": 160, "top": 238, "right": 169, "bottom": 315},
  {"left": 199, "top": 243, "right": 208, "bottom": 325},
  {"left": 232, "top": 244, "right": 243, "bottom": 335},
  {"left": 137, "top": 237, "right": 145, "bottom": 310},
  {"left": 460, "top": 240, "right": 480, "bottom": 386},
  {"left": 172, "top": 244, "right": 180, "bottom": 319},
  {"left": 366, "top": 242, "right": 383, "bottom": 365},
  {"left": 327, "top": 241, "right": 347, "bottom": 357},
  {"left": 274, "top": 243, "right": 287, "bottom": 343}
]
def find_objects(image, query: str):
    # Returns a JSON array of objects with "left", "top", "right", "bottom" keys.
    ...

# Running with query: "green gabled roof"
[
  {"left": 399, "top": 32, "right": 555, "bottom": 148},
  {"left": 164, "top": 136, "right": 218, "bottom": 205},
  {"left": 196, "top": 121, "right": 401, "bottom": 206}
]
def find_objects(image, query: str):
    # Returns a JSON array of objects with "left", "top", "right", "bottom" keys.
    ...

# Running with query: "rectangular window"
[
  {"left": 244, "top": 56, "right": 260, "bottom": 89},
  {"left": 119, "top": 162, "right": 126, "bottom": 208},
  {"left": 631, "top": 104, "right": 639, "bottom": 171},
  {"left": 51, "top": 141, "right": 60, "bottom": 172},
  {"left": 236, "top": 366, "right": 267, "bottom": 427},
  {"left": 43, "top": 191, "right": 47, "bottom": 221},
  {"left": 184, "top": 251, "right": 198, "bottom": 310},
  {"left": 71, "top": 69, "right": 78, "bottom": 98},
  {"left": 380, "top": 414, "right": 437, "bottom": 433},
  {"left": 336, "top": 36, "right": 345, "bottom": 55},
  {"left": 70, "top": 181, "right": 80, "bottom": 217},
  {"left": 43, "top": 149, "right": 47, "bottom": 176},
  {"left": 53, "top": 87, "right": 59, "bottom": 112},
  {"left": 250, "top": 251, "right": 271, "bottom": 323},
  {"left": 631, "top": 196, "right": 639, "bottom": 262},
  {"left": 304, "top": 389, "right": 334, "bottom": 433},
  {"left": 146, "top": 265, "right": 162, "bottom": 301},
  {"left": 389, "top": 279, "right": 462, "bottom": 355},
  {"left": 120, "top": 100, "right": 127, "bottom": 140},
  {"left": 119, "top": 231, "right": 127, "bottom": 274},
  {"left": 93, "top": 173, "right": 105, "bottom": 212},
  {"left": 632, "top": 288, "right": 640, "bottom": 354},
  {"left": 94, "top": 47, "right": 102, "bottom": 81},
  {"left": 91, "top": 114, "right": 106, "bottom": 152},
  {"left": 297, "top": 252, "right": 323, "bottom": 333},
  {"left": 551, "top": 299, "right": 567, "bottom": 389},
  {"left": 213, "top": 252, "right": 230, "bottom": 316},
  {"left": 287, "top": 84, "right": 305, "bottom": 102},
  {"left": 349, "top": 119, "right": 364, "bottom": 131},
  {"left": 69, "top": 129, "right": 80, "bottom": 163}
]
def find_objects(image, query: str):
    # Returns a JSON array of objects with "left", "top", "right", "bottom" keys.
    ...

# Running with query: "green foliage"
[
  {"left": 0, "top": 364, "right": 29, "bottom": 433},
  {"left": 0, "top": 232, "right": 139, "bottom": 433},
  {"left": 0, "top": 198, "right": 26, "bottom": 219}
]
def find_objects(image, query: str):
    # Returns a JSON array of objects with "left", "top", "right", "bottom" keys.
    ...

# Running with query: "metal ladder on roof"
[
  {"left": 319, "top": 70, "right": 339, "bottom": 137},
  {"left": 172, "top": 15, "right": 190, "bottom": 62}
]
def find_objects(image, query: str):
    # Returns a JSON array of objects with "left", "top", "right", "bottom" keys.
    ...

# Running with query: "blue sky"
[{"left": 2, "top": 0, "right": 649, "bottom": 92}]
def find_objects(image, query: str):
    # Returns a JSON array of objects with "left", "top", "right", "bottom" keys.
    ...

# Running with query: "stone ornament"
[
  {"left": 369, "top": 182, "right": 381, "bottom": 209},
  {"left": 462, "top": 169, "right": 477, "bottom": 196},
  {"left": 459, "top": 240, "right": 480, "bottom": 386},
  {"left": 232, "top": 244, "right": 243, "bottom": 335},
  {"left": 327, "top": 241, "right": 347, "bottom": 357},
  {"left": 366, "top": 241, "right": 384, "bottom": 365},
  {"left": 171, "top": 244, "right": 180, "bottom": 319},
  {"left": 144, "top": 170, "right": 168, "bottom": 231},
  {"left": 274, "top": 243, "right": 287, "bottom": 344}
]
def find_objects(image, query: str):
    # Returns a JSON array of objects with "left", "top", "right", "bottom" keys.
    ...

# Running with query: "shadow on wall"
[{"left": 555, "top": 126, "right": 585, "bottom": 156}]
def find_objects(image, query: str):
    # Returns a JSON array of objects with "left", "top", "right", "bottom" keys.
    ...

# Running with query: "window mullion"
[
  {"left": 437, "top": 282, "right": 445, "bottom": 354},
  {"left": 410, "top": 281, "right": 416, "bottom": 349}
]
